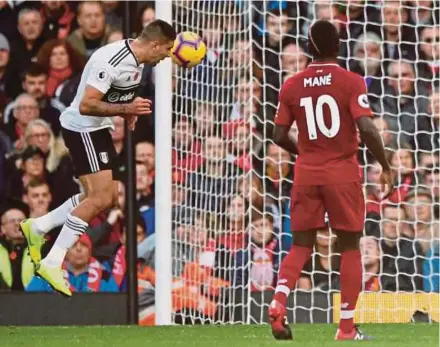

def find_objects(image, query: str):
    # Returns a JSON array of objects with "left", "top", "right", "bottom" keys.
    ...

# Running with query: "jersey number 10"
[{"left": 300, "top": 94, "right": 340, "bottom": 140}]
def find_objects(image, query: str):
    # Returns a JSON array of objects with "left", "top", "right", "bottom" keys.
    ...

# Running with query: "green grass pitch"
[{"left": 1, "top": 324, "right": 438, "bottom": 347}]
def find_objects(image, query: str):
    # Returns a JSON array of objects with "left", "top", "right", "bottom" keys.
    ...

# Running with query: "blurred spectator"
[
  {"left": 380, "top": 204, "right": 424, "bottom": 291},
  {"left": 427, "top": 88, "right": 439, "bottom": 151},
  {"left": 350, "top": 32, "right": 384, "bottom": 104},
  {"left": 223, "top": 120, "right": 252, "bottom": 172},
  {"left": 26, "top": 233, "right": 119, "bottom": 292},
  {"left": 0, "top": 200, "right": 32, "bottom": 291},
  {"left": 172, "top": 117, "right": 203, "bottom": 176},
  {"left": 365, "top": 152, "right": 414, "bottom": 216},
  {"left": 378, "top": 61, "right": 431, "bottom": 151},
  {"left": 202, "top": 15, "right": 224, "bottom": 65},
  {"left": 372, "top": 117, "right": 396, "bottom": 151},
  {"left": 360, "top": 236, "right": 381, "bottom": 291},
  {"left": 403, "top": 188, "right": 438, "bottom": 255},
  {"left": 194, "top": 101, "right": 217, "bottom": 138},
  {"left": 24, "top": 117, "right": 65, "bottom": 172},
  {"left": 23, "top": 119, "right": 77, "bottom": 207},
  {"left": 418, "top": 25, "right": 440, "bottom": 82},
  {"left": 6, "top": 146, "right": 49, "bottom": 200},
  {"left": 423, "top": 166, "right": 440, "bottom": 205},
  {"left": 9, "top": 8, "right": 45, "bottom": 74},
  {"left": 136, "top": 141, "right": 155, "bottom": 175},
  {"left": 139, "top": 4, "right": 156, "bottom": 30},
  {"left": 298, "top": 229, "right": 340, "bottom": 291},
  {"left": 35, "top": 39, "right": 86, "bottom": 97},
  {"left": 111, "top": 116, "right": 125, "bottom": 156},
  {"left": 40, "top": 1, "right": 75, "bottom": 40},
  {"left": 424, "top": 239, "right": 439, "bottom": 292},
  {"left": 0, "top": 33, "right": 17, "bottom": 113},
  {"left": 220, "top": 194, "right": 248, "bottom": 250},
  {"left": 136, "top": 161, "right": 154, "bottom": 210},
  {"left": 186, "top": 135, "right": 239, "bottom": 216},
  {"left": 67, "top": 1, "right": 112, "bottom": 59},
  {"left": 281, "top": 43, "right": 309, "bottom": 76},
  {"left": 230, "top": 75, "right": 261, "bottom": 129},
  {"left": 106, "top": 29, "right": 123, "bottom": 44},
  {"left": 102, "top": 1, "right": 122, "bottom": 30},
  {"left": 3, "top": 93, "right": 39, "bottom": 148},
  {"left": 409, "top": 0, "right": 437, "bottom": 25},
  {"left": 3, "top": 64, "right": 64, "bottom": 136},
  {"left": 88, "top": 180, "right": 125, "bottom": 248},
  {"left": 264, "top": 143, "right": 293, "bottom": 200},
  {"left": 381, "top": 1, "right": 417, "bottom": 65},
  {"left": 23, "top": 179, "right": 51, "bottom": 218},
  {"left": 0, "top": 1, "right": 18, "bottom": 40},
  {"left": 0, "top": 128, "right": 12, "bottom": 200},
  {"left": 234, "top": 211, "right": 281, "bottom": 291}
]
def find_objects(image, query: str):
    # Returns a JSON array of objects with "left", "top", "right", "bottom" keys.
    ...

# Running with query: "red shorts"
[{"left": 290, "top": 181, "right": 365, "bottom": 232}]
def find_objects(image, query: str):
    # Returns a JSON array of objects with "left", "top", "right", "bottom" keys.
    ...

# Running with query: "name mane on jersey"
[
  {"left": 103, "top": 84, "right": 138, "bottom": 103},
  {"left": 304, "top": 73, "right": 332, "bottom": 88}
]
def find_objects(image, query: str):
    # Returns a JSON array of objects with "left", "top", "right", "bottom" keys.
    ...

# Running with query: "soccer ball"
[{"left": 170, "top": 32, "right": 207, "bottom": 68}]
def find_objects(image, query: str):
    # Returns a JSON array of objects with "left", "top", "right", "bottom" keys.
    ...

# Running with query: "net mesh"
[{"left": 169, "top": 0, "right": 440, "bottom": 324}]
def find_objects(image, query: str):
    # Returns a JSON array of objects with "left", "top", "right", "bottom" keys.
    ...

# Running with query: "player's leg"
[
  {"left": 35, "top": 128, "right": 117, "bottom": 296},
  {"left": 20, "top": 193, "right": 86, "bottom": 264},
  {"left": 269, "top": 185, "right": 325, "bottom": 340},
  {"left": 322, "top": 182, "right": 371, "bottom": 340},
  {"left": 43, "top": 170, "right": 115, "bottom": 267}
]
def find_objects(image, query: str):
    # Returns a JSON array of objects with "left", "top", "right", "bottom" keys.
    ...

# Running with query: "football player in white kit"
[{"left": 20, "top": 19, "right": 176, "bottom": 296}]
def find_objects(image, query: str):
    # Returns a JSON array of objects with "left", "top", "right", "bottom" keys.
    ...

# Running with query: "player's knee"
[
  {"left": 88, "top": 185, "right": 114, "bottom": 212},
  {"left": 335, "top": 230, "right": 362, "bottom": 252}
]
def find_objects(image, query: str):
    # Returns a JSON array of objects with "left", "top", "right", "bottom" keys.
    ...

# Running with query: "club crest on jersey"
[
  {"left": 304, "top": 73, "right": 332, "bottom": 88},
  {"left": 97, "top": 69, "right": 108, "bottom": 82},
  {"left": 99, "top": 152, "right": 109, "bottom": 164}
]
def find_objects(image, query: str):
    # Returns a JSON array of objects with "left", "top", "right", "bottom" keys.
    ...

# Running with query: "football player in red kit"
[{"left": 268, "top": 20, "right": 394, "bottom": 341}]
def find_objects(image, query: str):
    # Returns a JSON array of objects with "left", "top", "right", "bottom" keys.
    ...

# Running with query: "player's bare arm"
[
  {"left": 356, "top": 116, "right": 394, "bottom": 196},
  {"left": 79, "top": 86, "right": 152, "bottom": 117},
  {"left": 273, "top": 125, "right": 299, "bottom": 155}
]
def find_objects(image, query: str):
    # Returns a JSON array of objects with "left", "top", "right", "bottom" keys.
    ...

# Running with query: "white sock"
[
  {"left": 44, "top": 213, "right": 88, "bottom": 267},
  {"left": 34, "top": 194, "right": 82, "bottom": 236}
]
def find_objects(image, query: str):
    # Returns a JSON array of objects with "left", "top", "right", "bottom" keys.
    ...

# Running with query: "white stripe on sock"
[
  {"left": 275, "top": 284, "right": 290, "bottom": 296},
  {"left": 340, "top": 310, "right": 355, "bottom": 319}
]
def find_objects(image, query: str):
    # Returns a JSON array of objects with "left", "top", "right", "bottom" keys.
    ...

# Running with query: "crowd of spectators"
[{"left": 0, "top": 0, "right": 439, "bottom": 323}]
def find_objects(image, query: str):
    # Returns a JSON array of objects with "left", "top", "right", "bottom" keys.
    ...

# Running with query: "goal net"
[{"left": 166, "top": 0, "right": 440, "bottom": 324}]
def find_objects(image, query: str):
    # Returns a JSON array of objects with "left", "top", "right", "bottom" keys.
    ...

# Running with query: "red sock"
[
  {"left": 273, "top": 245, "right": 312, "bottom": 307},
  {"left": 338, "top": 249, "right": 362, "bottom": 334}
]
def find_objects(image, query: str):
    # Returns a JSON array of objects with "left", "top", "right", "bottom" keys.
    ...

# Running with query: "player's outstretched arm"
[
  {"left": 79, "top": 86, "right": 152, "bottom": 118},
  {"left": 273, "top": 125, "right": 299, "bottom": 155},
  {"left": 356, "top": 116, "right": 394, "bottom": 196}
]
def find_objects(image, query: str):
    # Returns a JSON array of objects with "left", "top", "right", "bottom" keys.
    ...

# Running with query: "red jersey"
[{"left": 275, "top": 62, "right": 373, "bottom": 186}]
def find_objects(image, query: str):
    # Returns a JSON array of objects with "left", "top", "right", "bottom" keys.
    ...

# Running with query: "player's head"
[
  {"left": 307, "top": 20, "right": 339, "bottom": 61},
  {"left": 138, "top": 19, "right": 176, "bottom": 65}
]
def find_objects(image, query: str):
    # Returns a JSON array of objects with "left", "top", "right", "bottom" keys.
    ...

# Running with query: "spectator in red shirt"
[
  {"left": 35, "top": 39, "right": 86, "bottom": 97},
  {"left": 40, "top": 1, "right": 75, "bottom": 40},
  {"left": 172, "top": 117, "right": 203, "bottom": 176},
  {"left": 223, "top": 120, "right": 252, "bottom": 172},
  {"left": 360, "top": 236, "right": 381, "bottom": 292}
]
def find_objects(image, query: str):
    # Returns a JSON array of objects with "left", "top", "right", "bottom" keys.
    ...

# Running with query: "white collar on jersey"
[{"left": 309, "top": 62, "right": 339, "bottom": 67}]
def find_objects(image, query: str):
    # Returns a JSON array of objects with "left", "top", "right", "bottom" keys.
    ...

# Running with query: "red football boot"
[
  {"left": 335, "top": 325, "right": 373, "bottom": 340},
  {"left": 268, "top": 300, "right": 293, "bottom": 340}
]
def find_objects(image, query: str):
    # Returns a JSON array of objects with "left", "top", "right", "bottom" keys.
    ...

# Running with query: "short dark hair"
[
  {"left": 24, "top": 179, "right": 49, "bottom": 195},
  {"left": 139, "top": 19, "right": 176, "bottom": 43},
  {"left": 308, "top": 20, "right": 339, "bottom": 59},
  {"left": 23, "top": 63, "right": 47, "bottom": 81}
]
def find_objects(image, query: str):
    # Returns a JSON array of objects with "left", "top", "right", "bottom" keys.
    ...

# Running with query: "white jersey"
[{"left": 60, "top": 39, "right": 144, "bottom": 132}]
